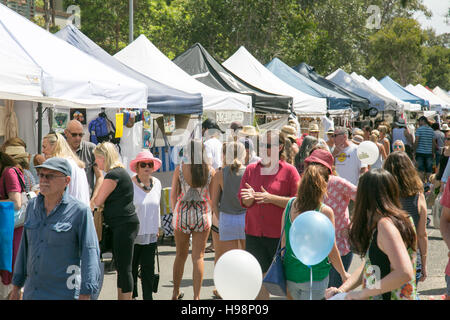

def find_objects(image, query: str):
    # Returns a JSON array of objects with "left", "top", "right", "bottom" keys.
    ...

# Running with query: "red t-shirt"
[
  {"left": 440, "top": 182, "right": 450, "bottom": 276},
  {"left": 0, "top": 167, "right": 24, "bottom": 199},
  {"left": 238, "top": 160, "right": 300, "bottom": 238}
]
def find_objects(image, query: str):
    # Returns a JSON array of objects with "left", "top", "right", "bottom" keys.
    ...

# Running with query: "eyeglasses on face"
[
  {"left": 68, "top": 131, "right": 84, "bottom": 138},
  {"left": 139, "top": 162, "right": 154, "bottom": 168},
  {"left": 38, "top": 173, "right": 67, "bottom": 180}
]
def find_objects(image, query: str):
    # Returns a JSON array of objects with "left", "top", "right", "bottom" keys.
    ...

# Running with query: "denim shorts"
[
  {"left": 415, "top": 153, "right": 433, "bottom": 173},
  {"left": 219, "top": 212, "right": 246, "bottom": 241},
  {"left": 287, "top": 276, "right": 329, "bottom": 300}
]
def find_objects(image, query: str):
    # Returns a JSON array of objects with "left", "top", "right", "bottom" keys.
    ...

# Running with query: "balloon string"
[{"left": 309, "top": 265, "right": 312, "bottom": 301}]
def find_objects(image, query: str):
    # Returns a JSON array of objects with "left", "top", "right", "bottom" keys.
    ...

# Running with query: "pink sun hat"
[{"left": 129, "top": 150, "right": 162, "bottom": 173}]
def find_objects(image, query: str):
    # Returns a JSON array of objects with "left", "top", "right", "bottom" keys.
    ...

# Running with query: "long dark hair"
[
  {"left": 349, "top": 169, "right": 417, "bottom": 256},
  {"left": 0, "top": 151, "right": 18, "bottom": 176},
  {"left": 383, "top": 151, "right": 423, "bottom": 198},
  {"left": 185, "top": 140, "right": 210, "bottom": 188}
]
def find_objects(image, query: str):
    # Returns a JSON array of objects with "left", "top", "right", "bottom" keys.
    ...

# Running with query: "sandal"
[
  {"left": 172, "top": 292, "right": 184, "bottom": 300},
  {"left": 205, "top": 246, "right": 215, "bottom": 253},
  {"left": 212, "top": 289, "right": 222, "bottom": 300}
]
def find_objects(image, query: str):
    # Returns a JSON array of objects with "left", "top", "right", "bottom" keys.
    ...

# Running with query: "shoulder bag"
[
  {"left": 4, "top": 168, "right": 36, "bottom": 228},
  {"left": 262, "top": 197, "right": 295, "bottom": 297}
]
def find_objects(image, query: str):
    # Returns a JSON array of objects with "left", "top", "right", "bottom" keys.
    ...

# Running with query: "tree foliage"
[{"left": 58, "top": 0, "right": 449, "bottom": 90}]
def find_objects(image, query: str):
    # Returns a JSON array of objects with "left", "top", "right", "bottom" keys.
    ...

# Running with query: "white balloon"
[
  {"left": 213, "top": 249, "right": 262, "bottom": 300},
  {"left": 357, "top": 141, "right": 379, "bottom": 165}
]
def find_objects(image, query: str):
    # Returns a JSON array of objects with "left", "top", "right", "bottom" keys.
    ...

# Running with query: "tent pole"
[
  {"left": 129, "top": 0, "right": 134, "bottom": 43},
  {"left": 37, "top": 102, "right": 43, "bottom": 154}
]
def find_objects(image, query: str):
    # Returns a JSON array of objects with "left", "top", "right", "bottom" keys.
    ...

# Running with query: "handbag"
[
  {"left": 152, "top": 245, "right": 160, "bottom": 293},
  {"left": 4, "top": 168, "right": 36, "bottom": 228},
  {"left": 262, "top": 197, "right": 295, "bottom": 297}
]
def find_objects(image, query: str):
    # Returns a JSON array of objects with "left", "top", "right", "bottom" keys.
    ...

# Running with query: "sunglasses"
[
  {"left": 333, "top": 133, "right": 344, "bottom": 138},
  {"left": 68, "top": 131, "right": 84, "bottom": 138},
  {"left": 393, "top": 145, "right": 403, "bottom": 149},
  {"left": 446, "top": 138, "right": 450, "bottom": 141},
  {"left": 38, "top": 173, "right": 67, "bottom": 181},
  {"left": 139, "top": 162, "right": 154, "bottom": 168}
]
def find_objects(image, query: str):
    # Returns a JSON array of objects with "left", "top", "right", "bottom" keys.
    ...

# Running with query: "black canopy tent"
[{"left": 173, "top": 43, "right": 293, "bottom": 114}]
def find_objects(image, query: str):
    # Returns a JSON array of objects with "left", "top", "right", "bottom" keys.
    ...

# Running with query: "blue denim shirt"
[{"left": 12, "top": 192, "right": 101, "bottom": 300}]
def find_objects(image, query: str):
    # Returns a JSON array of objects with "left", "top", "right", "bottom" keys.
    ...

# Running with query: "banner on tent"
[{"left": 216, "top": 111, "right": 244, "bottom": 124}]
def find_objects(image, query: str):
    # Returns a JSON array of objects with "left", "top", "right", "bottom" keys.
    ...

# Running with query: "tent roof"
[
  {"left": 379, "top": 76, "right": 428, "bottom": 107},
  {"left": 223, "top": 47, "right": 327, "bottom": 115},
  {"left": 326, "top": 69, "right": 395, "bottom": 112},
  {"left": 0, "top": 3, "right": 147, "bottom": 108},
  {"left": 367, "top": 76, "right": 421, "bottom": 111},
  {"left": 56, "top": 25, "right": 202, "bottom": 115},
  {"left": 173, "top": 43, "right": 292, "bottom": 114},
  {"left": 114, "top": 35, "right": 252, "bottom": 113},
  {"left": 406, "top": 84, "right": 449, "bottom": 109},
  {"left": 292, "top": 62, "right": 369, "bottom": 111},
  {"left": 266, "top": 58, "right": 352, "bottom": 110},
  {"left": 433, "top": 86, "right": 450, "bottom": 104},
  {"left": 349, "top": 72, "right": 399, "bottom": 111}
]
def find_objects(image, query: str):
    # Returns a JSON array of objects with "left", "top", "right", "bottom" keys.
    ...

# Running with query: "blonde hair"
[
  {"left": 378, "top": 125, "right": 388, "bottom": 135},
  {"left": 93, "top": 142, "right": 124, "bottom": 172},
  {"left": 44, "top": 132, "right": 85, "bottom": 169},
  {"left": 222, "top": 141, "right": 246, "bottom": 173}
]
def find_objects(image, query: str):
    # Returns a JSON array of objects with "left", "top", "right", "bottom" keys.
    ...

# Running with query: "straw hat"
[
  {"left": 441, "top": 123, "right": 449, "bottom": 132},
  {"left": 281, "top": 125, "right": 297, "bottom": 141},
  {"left": 308, "top": 123, "right": 320, "bottom": 132},
  {"left": 238, "top": 125, "right": 259, "bottom": 137},
  {"left": 129, "top": 150, "right": 162, "bottom": 173}
]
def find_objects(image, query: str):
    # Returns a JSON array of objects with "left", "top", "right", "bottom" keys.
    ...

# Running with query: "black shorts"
[{"left": 245, "top": 234, "right": 279, "bottom": 273}]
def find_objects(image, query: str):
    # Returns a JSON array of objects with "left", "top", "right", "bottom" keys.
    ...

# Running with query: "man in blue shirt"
[
  {"left": 414, "top": 116, "right": 437, "bottom": 184},
  {"left": 9, "top": 157, "right": 101, "bottom": 300}
]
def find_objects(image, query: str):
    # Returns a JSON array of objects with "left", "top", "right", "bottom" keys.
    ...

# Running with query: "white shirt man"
[{"left": 333, "top": 127, "right": 368, "bottom": 186}]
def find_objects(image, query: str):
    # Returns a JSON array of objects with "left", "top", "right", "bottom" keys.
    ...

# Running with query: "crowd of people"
[{"left": 0, "top": 112, "right": 449, "bottom": 301}]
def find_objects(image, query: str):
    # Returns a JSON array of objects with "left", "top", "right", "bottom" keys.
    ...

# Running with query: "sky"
[{"left": 414, "top": 0, "right": 450, "bottom": 35}]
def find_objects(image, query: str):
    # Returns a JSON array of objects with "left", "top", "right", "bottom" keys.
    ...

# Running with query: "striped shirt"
[{"left": 415, "top": 125, "right": 434, "bottom": 154}]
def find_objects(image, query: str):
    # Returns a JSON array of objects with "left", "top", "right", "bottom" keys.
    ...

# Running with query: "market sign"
[{"left": 216, "top": 111, "right": 244, "bottom": 124}]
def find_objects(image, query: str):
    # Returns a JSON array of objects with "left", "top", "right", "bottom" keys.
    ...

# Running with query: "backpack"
[{"left": 88, "top": 112, "right": 121, "bottom": 153}]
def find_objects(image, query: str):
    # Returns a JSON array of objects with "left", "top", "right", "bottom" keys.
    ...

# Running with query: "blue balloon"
[{"left": 289, "top": 210, "right": 335, "bottom": 266}]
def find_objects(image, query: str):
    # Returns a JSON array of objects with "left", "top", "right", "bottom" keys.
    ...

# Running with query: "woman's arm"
[
  {"left": 416, "top": 193, "right": 428, "bottom": 282},
  {"left": 325, "top": 262, "right": 365, "bottom": 299},
  {"left": 210, "top": 169, "right": 222, "bottom": 223},
  {"left": 207, "top": 168, "right": 216, "bottom": 209},
  {"left": 170, "top": 166, "right": 181, "bottom": 211},
  {"left": 93, "top": 178, "right": 117, "bottom": 207},
  {"left": 0, "top": 192, "right": 22, "bottom": 211},
  {"left": 346, "top": 218, "right": 414, "bottom": 300}
]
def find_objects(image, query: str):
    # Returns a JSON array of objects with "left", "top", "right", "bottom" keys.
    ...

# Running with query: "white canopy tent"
[
  {"left": 114, "top": 35, "right": 252, "bottom": 114},
  {"left": 433, "top": 86, "right": 450, "bottom": 105},
  {"left": 406, "top": 84, "right": 450, "bottom": 110},
  {"left": 0, "top": 4, "right": 148, "bottom": 109},
  {"left": 350, "top": 73, "right": 420, "bottom": 112},
  {"left": 223, "top": 46, "right": 327, "bottom": 115}
]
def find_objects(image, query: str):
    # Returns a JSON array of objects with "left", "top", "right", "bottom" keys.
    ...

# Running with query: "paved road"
[{"left": 98, "top": 212, "right": 448, "bottom": 300}]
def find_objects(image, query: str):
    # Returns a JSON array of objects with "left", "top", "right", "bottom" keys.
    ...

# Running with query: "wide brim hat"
[
  {"left": 441, "top": 124, "right": 449, "bottom": 131},
  {"left": 238, "top": 125, "right": 259, "bottom": 137},
  {"left": 304, "top": 149, "right": 334, "bottom": 173},
  {"left": 395, "top": 118, "right": 407, "bottom": 127},
  {"left": 308, "top": 123, "right": 320, "bottom": 132},
  {"left": 129, "top": 150, "right": 162, "bottom": 173},
  {"left": 281, "top": 125, "right": 297, "bottom": 141}
]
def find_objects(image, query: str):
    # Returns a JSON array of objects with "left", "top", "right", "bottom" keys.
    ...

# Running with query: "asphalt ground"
[{"left": 98, "top": 211, "right": 448, "bottom": 301}]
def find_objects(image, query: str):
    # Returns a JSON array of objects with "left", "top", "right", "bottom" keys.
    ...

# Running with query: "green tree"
[{"left": 367, "top": 17, "right": 428, "bottom": 86}]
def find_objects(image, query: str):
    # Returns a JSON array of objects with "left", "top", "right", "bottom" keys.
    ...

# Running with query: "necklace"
[{"left": 136, "top": 175, "right": 153, "bottom": 192}]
